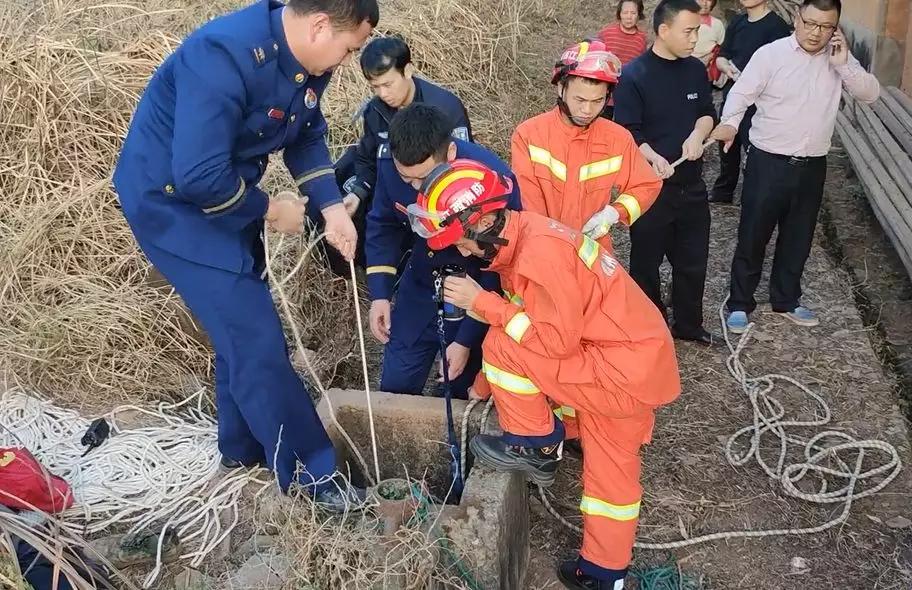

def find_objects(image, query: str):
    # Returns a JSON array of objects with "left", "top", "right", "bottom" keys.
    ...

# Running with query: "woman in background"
[
  {"left": 597, "top": 0, "right": 648, "bottom": 119},
  {"left": 694, "top": 0, "right": 727, "bottom": 86}
]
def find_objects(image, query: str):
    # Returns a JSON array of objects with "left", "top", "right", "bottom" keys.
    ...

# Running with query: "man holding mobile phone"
[{"left": 710, "top": 0, "right": 879, "bottom": 335}]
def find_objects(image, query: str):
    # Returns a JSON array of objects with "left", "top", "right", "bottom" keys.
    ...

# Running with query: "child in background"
[
  {"left": 597, "top": 0, "right": 648, "bottom": 119},
  {"left": 693, "top": 0, "right": 726, "bottom": 86}
]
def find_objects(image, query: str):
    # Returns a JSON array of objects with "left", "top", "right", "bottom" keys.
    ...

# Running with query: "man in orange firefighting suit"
[
  {"left": 511, "top": 40, "right": 662, "bottom": 255},
  {"left": 400, "top": 159, "right": 681, "bottom": 589}
]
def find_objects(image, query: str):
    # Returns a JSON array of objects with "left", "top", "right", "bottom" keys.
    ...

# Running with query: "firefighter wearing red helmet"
[
  {"left": 511, "top": 39, "right": 662, "bottom": 257},
  {"left": 409, "top": 160, "right": 680, "bottom": 590}
]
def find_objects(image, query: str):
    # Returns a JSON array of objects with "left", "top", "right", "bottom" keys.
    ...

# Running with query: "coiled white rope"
[
  {"left": 0, "top": 387, "right": 270, "bottom": 588},
  {"left": 473, "top": 300, "right": 903, "bottom": 549},
  {"left": 0, "top": 227, "right": 381, "bottom": 588}
]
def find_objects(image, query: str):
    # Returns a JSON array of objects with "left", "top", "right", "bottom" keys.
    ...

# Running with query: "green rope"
[
  {"left": 631, "top": 561, "right": 701, "bottom": 590},
  {"left": 408, "top": 483, "right": 485, "bottom": 590}
]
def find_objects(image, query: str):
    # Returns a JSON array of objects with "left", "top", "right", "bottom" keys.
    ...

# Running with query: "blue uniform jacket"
[
  {"left": 113, "top": 0, "right": 342, "bottom": 273},
  {"left": 347, "top": 77, "right": 472, "bottom": 200},
  {"left": 365, "top": 140, "right": 522, "bottom": 348}
]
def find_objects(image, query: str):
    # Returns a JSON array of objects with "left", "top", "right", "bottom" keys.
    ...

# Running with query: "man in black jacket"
[{"left": 329, "top": 36, "right": 473, "bottom": 274}]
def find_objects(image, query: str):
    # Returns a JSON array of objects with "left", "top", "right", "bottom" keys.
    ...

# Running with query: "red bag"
[
  {"left": 0, "top": 447, "right": 74, "bottom": 513},
  {"left": 707, "top": 44, "right": 723, "bottom": 82}
]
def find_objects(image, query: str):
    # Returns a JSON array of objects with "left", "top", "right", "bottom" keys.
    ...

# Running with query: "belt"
[{"left": 750, "top": 146, "right": 826, "bottom": 167}]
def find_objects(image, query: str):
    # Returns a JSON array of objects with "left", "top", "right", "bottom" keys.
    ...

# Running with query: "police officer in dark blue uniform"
[
  {"left": 366, "top": 104, "right": 521, "bottom": 398},
  {"left": 112, "top": 0, "right": 378, "bottom": 507},
  {"left": 326, "top": 36, "right": 473, "bottom": 275}
]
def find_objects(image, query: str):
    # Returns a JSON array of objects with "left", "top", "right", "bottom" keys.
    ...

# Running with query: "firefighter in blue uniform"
[
  {"left": 366, "top": 104, "right": 521, "bottom": 398},
  {"left": 112, "top": 0, "right": 378, "bottom": 507},
  {"left": 327, "top": 36, "right": 473, "bottom": 275}
]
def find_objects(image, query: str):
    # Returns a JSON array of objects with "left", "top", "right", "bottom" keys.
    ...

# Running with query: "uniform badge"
[
  {"left": 451, "top": 126, "right": 469, "bottom": 141},
  {"left": 252, "top": 46, "right": 266, "bottom": 65},
  {"left": 304, "top": 88, "right": 318, "bottom": 109},
  {"left": 267, "top": 108, "right": 285, "bottom": 120}
]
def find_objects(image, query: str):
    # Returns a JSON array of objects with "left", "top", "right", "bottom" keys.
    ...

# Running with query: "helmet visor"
[{"left": 402, "top": 202, "right": 451, "bottom": 239}]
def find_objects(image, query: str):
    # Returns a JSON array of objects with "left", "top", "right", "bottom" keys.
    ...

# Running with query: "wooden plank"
[
  {"left": 835, "top": 113, "right": 912, "bottom": 278},
  {"left": 857, "top": 103, "right": 912, "bottom": 209}
]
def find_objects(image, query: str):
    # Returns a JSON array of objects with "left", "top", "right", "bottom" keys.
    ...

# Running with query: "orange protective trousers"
[{"left": 476, "top": 329, "right": 653, "bottom": 571}]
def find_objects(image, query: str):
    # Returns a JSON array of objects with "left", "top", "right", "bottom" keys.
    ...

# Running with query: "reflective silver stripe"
[
  {"left": 482, "top": 361, "right": 539, "bottom": 395},
  {"left": 614, "top": 193, "right": 642, "bottom": 224},
  {"left": 528, "top": 145, "right": 567, "bottom": 182},
  {"left": 203, "top": 178, "right": 246, "bottom": 214},
  {"left": 295, "top": 167, "right": 334, "bottom": 187},
  {"left": 366, "top": 266, "right": 397, "bottom": 275},
  {"left": 578, "top": 235, "right": 599, "bottom": 269},
  {"left": 579, "top": 155, "right": 623, "bottom": 182},
  {"left": 505, "top": 312, "right": 531, "bottom": 343},
  {"left": 580, "top": 495, "right": 641, "bottom": 521}
]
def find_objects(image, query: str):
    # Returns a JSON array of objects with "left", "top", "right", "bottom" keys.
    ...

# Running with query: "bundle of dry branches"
[{"left": 0, "top": 0, "right": 540, "bottom": 404}]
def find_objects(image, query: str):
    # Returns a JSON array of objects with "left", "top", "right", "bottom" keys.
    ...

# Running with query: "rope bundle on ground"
[{"left": 0, "top": 387, "right": 269, "bottom": 588}]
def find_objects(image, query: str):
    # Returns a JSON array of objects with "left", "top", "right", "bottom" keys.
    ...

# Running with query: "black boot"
[
  {"left": 312, "top": 475, "right": 368, "bottom": 514},
  {"left": 558, "top": 561, "right": 624, "bottom": 589},
  {"left": 220, "top": 455, "right": 263, "bottom": 470},
  {"left": 469, "top": 434, "right": 561, "bottom": 487}
]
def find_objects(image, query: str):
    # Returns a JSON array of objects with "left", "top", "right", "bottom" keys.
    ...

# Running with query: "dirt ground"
[{"left": 502, "top": 2, "right": 912, "bottom": 590}]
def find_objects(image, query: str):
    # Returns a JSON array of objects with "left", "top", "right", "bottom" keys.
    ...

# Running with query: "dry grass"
[
  {"left": 0, "top": 0, "right": 543, "bottom": 404},
  {"left": 252, "top": 478, "right": 474, "bottom": 590}
]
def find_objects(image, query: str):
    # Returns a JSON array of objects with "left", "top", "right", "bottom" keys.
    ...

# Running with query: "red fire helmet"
[
  {"left": 551, "top": 40, "right": 622, "bottom": 85},
  {"left": 403, "top": 159, "right": 512, "bottom": 250}
]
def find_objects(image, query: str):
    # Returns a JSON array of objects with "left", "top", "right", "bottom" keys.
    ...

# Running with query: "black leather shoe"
[
  {"left": 220, "top": 456, "right": 263, "bottom": 469},
  {"left": 558, "top": 561, "right": 621, "bottom": 589},
  {"left": 671, "top": 328, "right": 722, "bottom": 348},
  {"left": 469, "top": 434, "right": 561, "bottom": 487},
  {"left": 312, "top": 476, "right": 368, "bottom": 514},
  {"left": 708, "top": 193, "right": 733, "bottom": 204}
]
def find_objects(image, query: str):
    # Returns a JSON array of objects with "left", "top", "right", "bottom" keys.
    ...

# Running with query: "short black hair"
[
  {"left": 360, "top": 37, "right": 411, "bottom": 80},
  {"left": 616, "top": 0, "right": 645, "bottom": 21},
  {"left": 652, "top": 0, "right": 701, "bottom": 34},
  {"left": 287, "top": 0, "right": 379, "bottom": 29},
  {"left": 389, "top": 103, "right": 453, "bottom": 166},
  {"left": 801, "top": 0, "right": 841, "bottom": 16}
]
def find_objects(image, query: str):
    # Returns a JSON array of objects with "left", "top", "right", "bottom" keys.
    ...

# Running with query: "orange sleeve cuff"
[
  {"left": 612, "top": 202, "right": 630, "bottom": 226},
  {"left": 473, "top": 290, "right": 515, "bottom": 328},
  {"left": 472, "top": 371, "right": 493, "bottom": 400}
]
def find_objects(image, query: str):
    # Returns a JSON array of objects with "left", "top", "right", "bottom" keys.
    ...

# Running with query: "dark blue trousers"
[
  {"left": 138, "top": 240, "right": 336, "bottom": 491},
  {"left": 379, "top": 318, "right": 482, "bottom": 400}
]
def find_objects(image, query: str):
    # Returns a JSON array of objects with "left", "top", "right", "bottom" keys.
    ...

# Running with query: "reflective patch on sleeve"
[
  {"left": 295, "top": 167, "right": 334, "bottom": 187},
  {"left": 577, "top": 235, "right": 599, "bottom": 269},
  {"left": 482, "top": 361, "right": 539, "bottom": 395},
  {"left": 366, "top": 265, "right": 397, "bottom": 275},
  {"left": 580, "top": 495, "right": 641, "bottom": 521},
  {"left": 451, "top": 126, "right": 469, "bottom": 141},
  {"left": 614, "top": 193, "right": 642, "bottom": 224},
  {"left": 505, "top": 311, "right": 531, "bottom": 343}
]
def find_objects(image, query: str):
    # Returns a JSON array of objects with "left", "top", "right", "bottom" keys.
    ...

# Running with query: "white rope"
[
  {"left": 262, "top": 228, "right": 376, "bottom": 487},
  {"left": 0, "top": 387, "right": 270, "bottom": 588},
  {"left": 496, "top": 299, "right": 903, "bottom": 549},
  {"left": 348, "top": 258, "right": 382, "bottom": 485}
]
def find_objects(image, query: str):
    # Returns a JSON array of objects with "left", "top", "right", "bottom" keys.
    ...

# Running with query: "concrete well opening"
[{"left": 316, "top": 389, "right": 530, "bottom": 590}]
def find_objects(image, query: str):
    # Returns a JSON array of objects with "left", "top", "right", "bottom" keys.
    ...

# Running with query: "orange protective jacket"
[
  {"left": 472, "top": 211, "right": 680, "bottom": 408},
  {"left": 510, "top": 108, "right": 662, "bottom": 252}
]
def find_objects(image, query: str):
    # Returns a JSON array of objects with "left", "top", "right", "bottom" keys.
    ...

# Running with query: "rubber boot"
[{"left": 469, "top": 434, "right": 561, "bottom": 487}]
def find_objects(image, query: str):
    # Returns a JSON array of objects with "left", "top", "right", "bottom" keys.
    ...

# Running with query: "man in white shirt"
[{"left": 710, "top": 0, "right": 880, "bottom": 334}]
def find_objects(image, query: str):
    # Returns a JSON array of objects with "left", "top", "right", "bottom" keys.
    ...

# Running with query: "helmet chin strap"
[
  {"left": 557, "top": 94, "right": 591, "bottom": 128},
  {"left": 464, "top": 210, "right": 508, "bottom": 260},
  {"left": 557, "top": 83, "right": 612, "bottom": 128}
]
